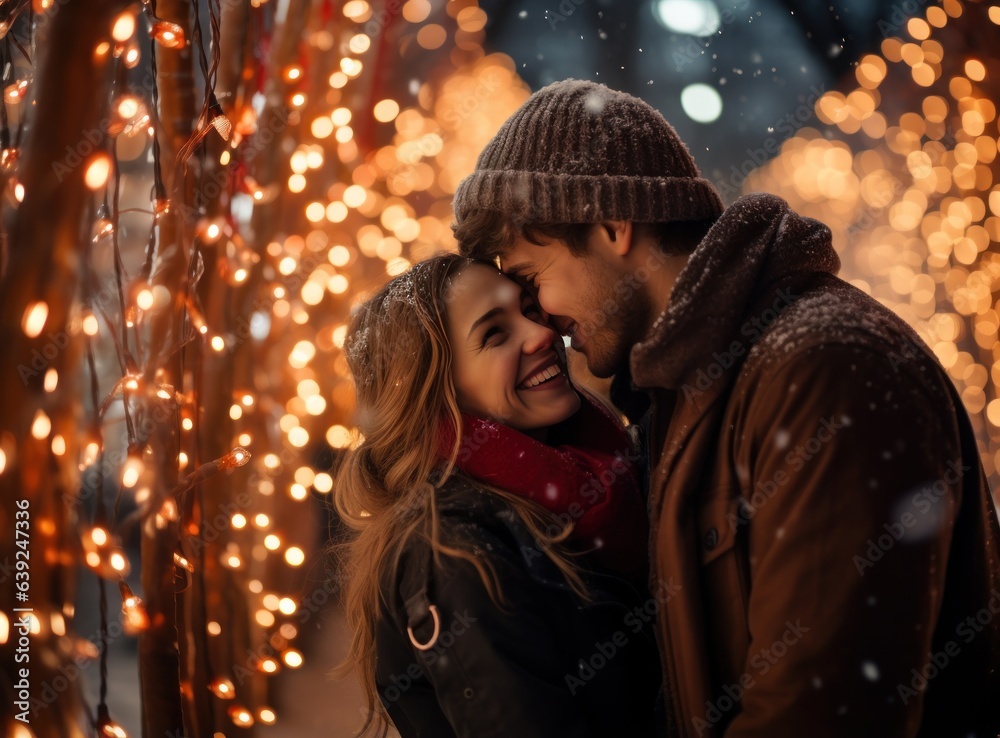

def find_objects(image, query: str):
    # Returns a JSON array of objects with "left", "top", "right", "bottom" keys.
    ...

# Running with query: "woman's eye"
[{"left": 481, "top": 326, "right": 503, "bottom": 347}]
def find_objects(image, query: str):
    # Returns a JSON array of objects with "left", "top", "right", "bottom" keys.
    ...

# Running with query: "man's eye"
[
  {"left": 514, "top": 272, "right": 538, "bottom": 291},
  {"left": 523, "top": 303, "right": 542, "bottom": 320}
]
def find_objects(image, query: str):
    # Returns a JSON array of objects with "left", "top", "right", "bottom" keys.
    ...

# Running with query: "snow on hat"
[{"left": 453, "top": 78, "right": 725, "bottom": 225}]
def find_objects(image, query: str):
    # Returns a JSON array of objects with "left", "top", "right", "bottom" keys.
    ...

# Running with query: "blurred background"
[{"left": 0, "top": 0, "right": 996, "bottom": 736}]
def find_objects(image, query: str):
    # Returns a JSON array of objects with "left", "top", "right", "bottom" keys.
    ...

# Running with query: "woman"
[{"left": 333, "top": 253, "right": 660, "bottom": 737}]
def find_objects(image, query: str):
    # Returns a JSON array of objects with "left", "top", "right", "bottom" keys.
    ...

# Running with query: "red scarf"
[{"left": 439, "top": 391, "right": 649, "bottom": 578}]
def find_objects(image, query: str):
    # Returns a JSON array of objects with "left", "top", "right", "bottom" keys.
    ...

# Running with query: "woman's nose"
[{"left": 521, "top": 318, "right": 556, "bottom": 355}]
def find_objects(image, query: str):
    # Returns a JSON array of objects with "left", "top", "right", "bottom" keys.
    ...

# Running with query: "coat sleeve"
[
  {"left": 724, "top": 343, "right": 961, "bottom": 738},
  {"left": 391, "top": 534, "right": 594, "bottom": 738}
]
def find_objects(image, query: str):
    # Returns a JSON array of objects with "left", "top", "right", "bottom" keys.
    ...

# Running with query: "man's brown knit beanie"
[{"left": 453, "top": 79, "right": 725, "bottom": 226}]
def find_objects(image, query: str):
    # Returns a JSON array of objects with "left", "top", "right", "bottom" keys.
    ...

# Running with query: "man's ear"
[{"left": 596, "top": 220, "right": 633, "bottom": 256}]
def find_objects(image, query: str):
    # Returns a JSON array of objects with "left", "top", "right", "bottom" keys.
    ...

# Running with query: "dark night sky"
[{"left": 479, "top": 0, "right": 921, "bottom": 201}]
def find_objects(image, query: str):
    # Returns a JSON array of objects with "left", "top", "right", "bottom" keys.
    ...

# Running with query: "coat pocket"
[
  {"left": 697, "top": 493, "right": 751, "bottom": 690},
  {"left": 697, "top": 495, "right": 744, "bottom": 565}
]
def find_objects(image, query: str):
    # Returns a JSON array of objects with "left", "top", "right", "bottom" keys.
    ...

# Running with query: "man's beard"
[{"left": 581, "top": 275, "right": 653, "bottom": 379}]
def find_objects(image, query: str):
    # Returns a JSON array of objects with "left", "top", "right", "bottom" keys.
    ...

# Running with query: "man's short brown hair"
[{"left": 453, "top": 209, "right": 715, "bottom": 263}]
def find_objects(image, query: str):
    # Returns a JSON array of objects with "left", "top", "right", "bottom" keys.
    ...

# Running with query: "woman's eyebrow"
[{"left": 467, "top": 307, "right": 503, "bottom": 339}]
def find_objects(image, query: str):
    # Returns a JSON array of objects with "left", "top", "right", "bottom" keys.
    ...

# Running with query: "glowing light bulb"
[
  {"left": 119, "top": 582, "right": 149, "bottom": 634},
  {"left": 228, "top": 705, "right": 254, "bottom": 727},
  {"left": 373, "top": 99, "right": 400, "bottom": 123},
  {"left": 85, "top": 153, "right": 113, "bottom": 190},
  {"left": 136, "top": 289, "right": 154, "bottom": 310},
  {"left": 31, "top": 411, "right": 51, "bottom": 440},
  {"left": 150, "top": 21, "right": 185, "bottom": 48},
  {"left": 210, "top": 678, "right": 236, "bottom": 699},
  {"left": 82, "top": 313, "right": 100, "bottom": 336},
  {"left": 219, "top": 446, "right": 250, "bottom": 470},
  {"left": 22, "top": 301, "right": 48, "bottom": 338},
  {"left": 99, "top": 718, "right": 129, "bottom": 738},
  {"left": 331, "top": 107, "right": 352, "bottom": 126},
  {"left": 284, "top": 547, "right": 305, "bottom": 567},
  {"left": 111, "top": 12, "right": 135, "bottom": 42},
  {"left": 121, "top": 457, "right": 143, "bottom": 487},
  {"left": 109, "top": 551, "right": 128, "bottom": 572}
]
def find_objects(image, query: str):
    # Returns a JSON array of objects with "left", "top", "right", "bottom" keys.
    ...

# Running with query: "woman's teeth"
[{"left": 521, "top": 364, "right": 562, "bottom": 388}]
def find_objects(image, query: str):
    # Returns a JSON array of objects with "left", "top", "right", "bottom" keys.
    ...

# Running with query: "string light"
[
  {"left": 16, "top": 0, "right": 525, "bottom": 730},
  {"left": 173, "top": 552, "right": 194, "bottom": 572},
  {"left": 748, "top": 0, "right": 1000, "bottom": 479},
  {"left": 228, "top": 705, "right": 254, "bottom": 727},
  {"left": 22, "top": 301, "right": 48, "bottom": 338},
  {"left": 119, "top": 582, "right": 149, "bottom": 634},
  {"left": 208, "top": 92, "right": 232, "bottom": 141},
  {"left": 4, "top": 79, "right": 28, "bottom": 103},
  {"left": 282, "top": 649, "right": 303, "bottom": 668},
  {"left": 219, "top": 446, "right": 251, "bottom": 470},
  {"left": 98, "top": 717, "right": 129, "bottom": 738},
  {"left": 0, "top": 146, "right": 18, "bottom": 172},
  {"left": 111, "top": 12, "right": 136, "bottom": 42},
  {"left": 85, "top": 152, "right": 113, "bottom": 190},
  {"left": 150, "top": 20, "right": 185, "bottom": 48},
  {"left": 284, "top": 546, "right": 305, "bottom": 566},
  {"left": 30, "top": 411, "right": 51, "bottom": 440},
  {"left": 209, "top": 678, "right": 236, "bottom": 699},
  {"left": 121, "top": 456, "right": 143, "bottom": 487}
]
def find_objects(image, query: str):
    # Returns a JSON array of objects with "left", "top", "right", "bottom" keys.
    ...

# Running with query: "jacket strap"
[{"left": 400, "top": 540, "right": 439, "bottom": 650}]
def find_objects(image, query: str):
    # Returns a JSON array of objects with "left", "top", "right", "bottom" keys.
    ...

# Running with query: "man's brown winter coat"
[{"left": 618, "top": 193, "right": 1000, "bottom": 737}]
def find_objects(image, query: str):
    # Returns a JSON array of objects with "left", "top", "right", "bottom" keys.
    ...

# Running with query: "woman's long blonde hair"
[{"left": 332, "top": 253, "right": 585, "bottom": 737}]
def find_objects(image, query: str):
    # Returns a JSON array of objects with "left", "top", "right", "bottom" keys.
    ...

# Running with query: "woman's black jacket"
[{"left": 374, "top": 479, "right": 662, "bottom": 737}]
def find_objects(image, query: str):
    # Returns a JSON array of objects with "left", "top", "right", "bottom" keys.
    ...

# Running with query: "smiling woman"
[
  {"left": 444, "top": 263, "right": 581, "bottom": 436},
  {"left": 332, "top": 253, "right": 659, "bottom": 738}
]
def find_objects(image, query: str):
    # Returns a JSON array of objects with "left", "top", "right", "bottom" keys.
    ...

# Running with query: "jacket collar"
[{"left": 630, "top": 193, "right": 840, "bottom": 399}]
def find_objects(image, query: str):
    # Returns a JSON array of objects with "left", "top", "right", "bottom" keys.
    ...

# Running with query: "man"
[{"left": 452, "top": 79, "right": 1000, "bottom": 737}]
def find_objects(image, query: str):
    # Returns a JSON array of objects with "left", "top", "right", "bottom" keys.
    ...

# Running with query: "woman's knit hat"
[{"left": 453, "top": 79, "right": 725, "bottom": 225}]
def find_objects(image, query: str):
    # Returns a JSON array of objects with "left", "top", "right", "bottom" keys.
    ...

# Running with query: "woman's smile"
[
  {"left": 446, "top": 263, "right": 581, "bottom": 431},
  {"left": 517, "top": 361, "right": 568, "bottom": 391}
]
